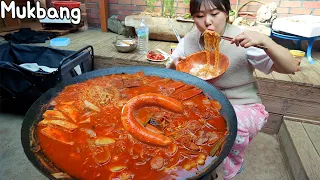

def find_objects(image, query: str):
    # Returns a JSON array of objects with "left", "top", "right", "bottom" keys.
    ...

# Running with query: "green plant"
[
  {"left": 183, "top": 0, "right": 190, "bottom": 4},
  {"left": 146, "top": 0, "right": 158, "bottom": 11},
  {"left": 184, "top": 13, "right": 191, "bottom": 19},
  {"left": 145, "top": 0, "right": 190, "bottom": 18},
  {"left": 163, "top": 0, "right": 176, "bottom": 17}
]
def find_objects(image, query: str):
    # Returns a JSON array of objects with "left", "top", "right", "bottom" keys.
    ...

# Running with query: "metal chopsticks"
[{"left": 167, "top": 16, "right": 181, "bottom": 42}]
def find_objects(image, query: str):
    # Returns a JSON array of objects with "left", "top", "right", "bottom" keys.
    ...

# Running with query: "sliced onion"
[
  {"left": 49, "top": 100, "right": 57, "bottom": 106},
  {"left": 202, "top": 99, "right": 210, "bottom": 105},
  {"left": 79, "top": 118, "right": 91, "bottom": 124},
  {"left": 183, "top": 100, "right": 195, "bottom": 106},
  {"left": 51, "top": 172, "right": 71, "bottom": 179},
  {"left": 93, "top": 146, "right": 111, "bottom": 165},
  {"left": 95, "top": 137, "right": 115, "bottom": 146},
  {"left": 109, "top": 166, "right": 127, "bottom": 172},
  {"left": 80, "top": 128, "right": 96, "bottom": 138},
  {"left": 84, "top": 100, "right": 100, "bottom": 112},
  {"left": 39, "top": 120, "right": 78, "bottom": 132}
]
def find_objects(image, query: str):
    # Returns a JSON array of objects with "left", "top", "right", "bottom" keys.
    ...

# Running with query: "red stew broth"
[{"left": 36, "top": 72, "right": 227, "bottom": 180}]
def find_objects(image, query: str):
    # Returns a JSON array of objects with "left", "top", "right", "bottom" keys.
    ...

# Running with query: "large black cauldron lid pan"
[{"left": 21, "top": 66, "right": 237, "bottom": 180}]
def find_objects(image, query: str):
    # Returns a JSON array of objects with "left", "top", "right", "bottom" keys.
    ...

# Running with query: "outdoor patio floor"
[{"left": 0, "top": 113, "right": 290, "bottom": 180}]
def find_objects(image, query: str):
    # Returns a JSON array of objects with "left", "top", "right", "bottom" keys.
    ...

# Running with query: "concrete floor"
[
  {"left": 216, "top": 133, "right": 291, "bottom": 180},
  {"left": 0, "top": 113, "right": 46, "bottom": 180},
  {"left": 0, "top": 113, "right": 290, "bottom": 180}
]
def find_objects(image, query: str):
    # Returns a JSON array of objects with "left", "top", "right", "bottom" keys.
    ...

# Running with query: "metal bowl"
[{"left": 113, "top": 39, "right": 137, "bottom": 53}]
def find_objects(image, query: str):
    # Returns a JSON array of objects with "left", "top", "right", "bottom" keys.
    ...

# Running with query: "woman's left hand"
[{"left": 231, "top": 30, "right": 267, "bottom": 48}]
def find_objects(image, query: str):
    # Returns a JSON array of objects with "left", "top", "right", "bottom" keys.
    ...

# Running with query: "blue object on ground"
[{"left": 50, "top": 37, "right": 70, "bottom": 47}]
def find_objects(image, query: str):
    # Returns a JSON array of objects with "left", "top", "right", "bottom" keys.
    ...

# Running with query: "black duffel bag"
[{"left": 0, "top": 42, "right": 94, "bottom": 113}]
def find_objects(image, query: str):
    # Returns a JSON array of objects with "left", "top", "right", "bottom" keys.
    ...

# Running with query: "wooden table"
[{"left": 33, "top": 29, "right": 176, "bottom": 68}]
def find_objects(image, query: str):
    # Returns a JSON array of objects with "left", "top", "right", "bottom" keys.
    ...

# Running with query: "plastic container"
[
  {"left": 52, "top": 1, "right": 81, "bottom": 9},
  {"left": 136, "top": 19, "right": 149, "bottom": 54},
  {"left": 50, "top": 37, "right": 70, "bottom": 47},
  {"left": 290, "top": 50, "right": 305, "bottom": 66}
]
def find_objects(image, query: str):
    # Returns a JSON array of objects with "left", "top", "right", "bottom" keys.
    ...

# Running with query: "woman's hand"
[
  {"left": 166, "top": 57, "right": 186, "bottom": 69},
  {"left": 232, "top": 30, "right": 297, "bottom": 74},
  {"left": 231, "top": 30, "right": 267, "bottom": 48}
]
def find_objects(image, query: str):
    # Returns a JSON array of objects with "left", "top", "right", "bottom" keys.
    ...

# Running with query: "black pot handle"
[{"left": 58, "top": 45, "right": 94, "bottom": 72}]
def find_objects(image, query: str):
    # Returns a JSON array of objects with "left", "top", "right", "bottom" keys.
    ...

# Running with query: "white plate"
[
  {"left": 146, "top": 56, "right": 168, "bottom": 62},
  {"left": 146, "top": 49, "right": 170, "bottom": 62}
]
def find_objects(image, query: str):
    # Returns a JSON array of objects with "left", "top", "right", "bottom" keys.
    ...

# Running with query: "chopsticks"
[
  {"left": 220, "top": 36, "right": 268, "bottom": 50},
  {"left": 167, "top": 16, "right": 181, "bottom": 42},
  {"left": 201, "top": 32, "right": 268, "bottom": 50},
  {"left": 156, "top": 48, "right": 170, "bottom": 57}
]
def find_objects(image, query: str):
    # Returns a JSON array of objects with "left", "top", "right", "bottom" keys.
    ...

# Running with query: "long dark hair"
[{"left": 190, "top": 0, "right": 231, "bottom": 17}]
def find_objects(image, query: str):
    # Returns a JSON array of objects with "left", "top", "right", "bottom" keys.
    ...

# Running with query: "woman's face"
[{"left": 193, "top": 2, "right": 228, "bottom": 35}]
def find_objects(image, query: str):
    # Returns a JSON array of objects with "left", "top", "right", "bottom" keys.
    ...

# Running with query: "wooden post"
[
  {"left": 99, "top": 0, "right": 108, "bottom": 32},
  {"left": 0, "top": 0, "right": 21, "bottom": 32}
]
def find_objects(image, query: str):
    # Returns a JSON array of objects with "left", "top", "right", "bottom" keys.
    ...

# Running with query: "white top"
[
  {"left": 170, "top": 38, "right": 274, "bottom": 74},
  {"left": 272, "top": 15, "right": 320, "bottom": 38}
]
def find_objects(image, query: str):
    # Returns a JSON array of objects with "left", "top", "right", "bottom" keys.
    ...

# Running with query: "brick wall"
[
  {"left": 109, "top": 0, "right": 189, "bottom": 21},
  {"left": 74, "top": 0, "right": 101, "bottom": 28},
  {"left": 231, "top": 0, "right": 320, "bottom": 18},
  {"left": 108, "top": 0, "right": 320, "bottom": 21}
]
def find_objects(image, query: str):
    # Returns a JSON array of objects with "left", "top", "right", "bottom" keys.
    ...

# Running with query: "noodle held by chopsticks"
[
  {"left": 190, "top": 30, "right": 221, "bottom": 79},
  {"left": 203, "top": 30, "right": 220, "bottom": 73}
]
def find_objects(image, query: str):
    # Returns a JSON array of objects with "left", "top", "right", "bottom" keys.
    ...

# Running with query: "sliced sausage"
[{"left": 150, "top": 156, "right": 164, "bottom": 170}]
